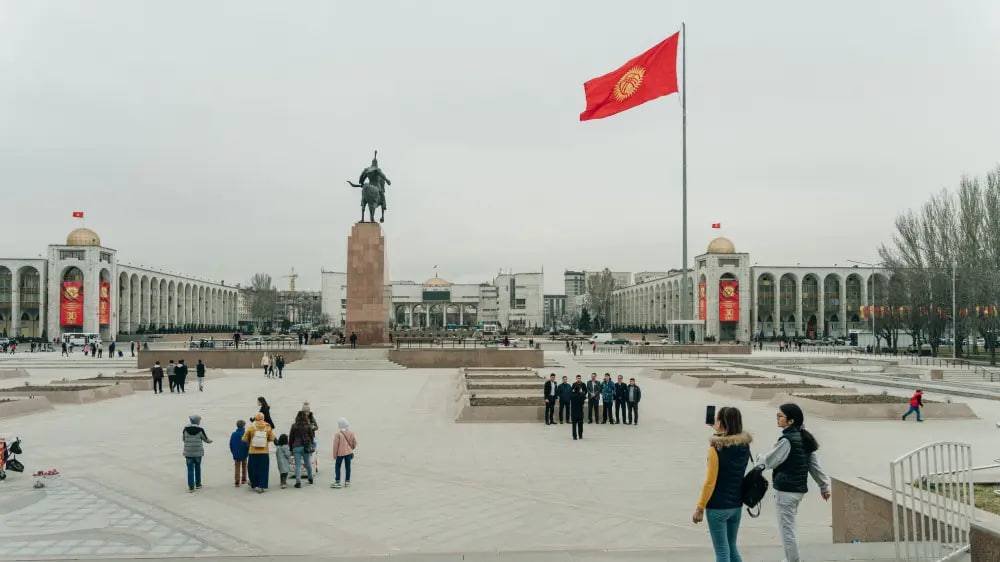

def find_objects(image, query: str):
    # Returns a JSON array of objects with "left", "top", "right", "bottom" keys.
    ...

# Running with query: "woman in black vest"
[
  {"left": 756, "top": 403, "right": 830, "bottom": 562},
  {"left": 692, "top": 406, "right": 751, "bottom": 562}
]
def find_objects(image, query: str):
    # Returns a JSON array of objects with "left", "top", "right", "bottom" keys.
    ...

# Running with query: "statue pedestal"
[{"left": 345, "top": 222, "right": 388, "bottom": 345}]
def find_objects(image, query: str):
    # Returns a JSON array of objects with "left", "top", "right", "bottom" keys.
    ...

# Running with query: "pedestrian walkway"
[{"left": 290, "top": 347, "right": 404, "bottom": 370}]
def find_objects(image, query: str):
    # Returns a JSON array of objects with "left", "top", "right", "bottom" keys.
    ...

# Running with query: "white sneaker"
[{"left": 330, "top": 482, "right": 342, "bottom": 489}]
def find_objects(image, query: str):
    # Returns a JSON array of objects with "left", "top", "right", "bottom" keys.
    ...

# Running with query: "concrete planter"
[
  {"left": 710, "top": 381, "right": 858, "bottom": 401},
  {"left": 672, "top": 373, "right": 767, "bottom": 388},
  {"left": 454, "top": 369, "right": 545, "bottom": 422},
  {"left": 0, "top": 383, "right": 134, "bottom": 404},
  {"left": 639, "top": 366, "right": 720, "bottom": 380},
  {"left": 0, "top": 368, "right": 29, "bottom": 379},
  {"left": 0, "top": 396, "right": 53, "bottom": 418},
  {"left": 770, "top": 393, "right": 978, "bottom": 420},
  {"left": 390, "top": 349, "right": 543, "bottom": 368},
  {"left": 54, "top": 375, "right": 155, "bottom": 391}
]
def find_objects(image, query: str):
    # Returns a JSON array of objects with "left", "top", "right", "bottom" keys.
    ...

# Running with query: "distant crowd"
[{"left": 543, "top": 373, "right": 641, "bottom": 439}]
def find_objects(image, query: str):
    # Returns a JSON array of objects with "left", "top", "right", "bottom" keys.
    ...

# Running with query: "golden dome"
[
  {"left": 706, "top": 236, "right": 735, "bottom": 254},
  {"left": 424, "top": 276, "right": 451, "bottom": 287},
  {"left": 66, "top": 227, "right": 101, "bottom": 247}
]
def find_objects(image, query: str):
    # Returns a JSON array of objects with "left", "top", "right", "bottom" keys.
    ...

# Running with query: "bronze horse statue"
[{"left": 346, "top": 180, "right": 384, "bottom": 223}]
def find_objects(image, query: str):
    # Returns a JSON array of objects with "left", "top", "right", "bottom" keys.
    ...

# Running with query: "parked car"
[{"left": 607, "top": 339, "right": 631, "bottom": 345}]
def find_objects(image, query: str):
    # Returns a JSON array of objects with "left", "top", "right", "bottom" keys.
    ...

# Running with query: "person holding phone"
[
  {"left": 693, "top": 406, "right": 751, "bottom": 562},
  {"left": 756, "top": 403, "right": 830, "bottom": 562}
]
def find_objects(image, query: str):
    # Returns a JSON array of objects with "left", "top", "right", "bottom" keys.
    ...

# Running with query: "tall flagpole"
[{"left": 681, "top": 22, "right": 689, "bottom": 326}]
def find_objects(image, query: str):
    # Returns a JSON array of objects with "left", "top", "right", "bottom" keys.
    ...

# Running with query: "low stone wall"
[
  {"left": 53, "top": 375, "right": 155, "bottom": 391},
  {"left": 709, "top": 381, "right": 858, "bottom": 401},
  {"left": 0, "top": 384, "right": 133, "bottom": 404},
  {"left": 770, "top": 393, "right": 978, "bottom": 420},
  {"left": 672, "top": 373, "right": 765, "bottom": 388},
  {"left": 138, "top": 349, "right": 304, "bottom": 369},
  {"left": 0, "top": 396, "right": 53, "bottom": 418},
  {"left": 389, "top": 349, "right": 543, "bottom": 369},
  {"left": 606, "top": 344, "right": 751, "bottom": 355},
  {"left": 639, "top": 366, "right": 721, "bottom": 380},
  {"left": 454, "top": 368, "right": 545, "bottom": 422},
  {"left": 832, "top": 476, "right": 1000, "bottom": 560}
]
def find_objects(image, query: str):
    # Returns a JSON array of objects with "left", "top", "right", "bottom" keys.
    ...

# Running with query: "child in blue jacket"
[{"left": 229, "top": 419, "right": 250, "bottom": 487}]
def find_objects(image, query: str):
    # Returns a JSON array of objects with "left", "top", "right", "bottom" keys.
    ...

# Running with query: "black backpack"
[{"left": 741, "top": 451, "right": 769, "bottom": 517}]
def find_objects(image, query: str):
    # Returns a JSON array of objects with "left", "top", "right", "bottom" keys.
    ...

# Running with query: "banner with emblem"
[
  {"left": 99, "top": 281, "right": 111, "bottom": 325},
  {"left": 698, "top": 280, "right": 706, "bottom": 320},
  {"left": 60, "top": 281, "right": 83, "bottom": 327},
  {"left": 719, "top": 279, "right": 739, "bottom": 322}
]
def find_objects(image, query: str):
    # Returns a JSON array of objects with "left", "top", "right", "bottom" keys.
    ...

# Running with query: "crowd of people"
[
  {"left": 181, "top": 397, "right": 357, "bottom": 493},
  {"left": 150, "top": 359, "right": 207, "bottom": 393},
  {"left": 542, "top": 372, "right": 641, "bottom": 439},
  {"left": 694, "top": 403, "right": 830, "bottom": 562}
]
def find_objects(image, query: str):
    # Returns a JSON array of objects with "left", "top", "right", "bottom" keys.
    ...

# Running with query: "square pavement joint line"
[{"left": 0, "top": 478, "right": 260, "bottom": 559}]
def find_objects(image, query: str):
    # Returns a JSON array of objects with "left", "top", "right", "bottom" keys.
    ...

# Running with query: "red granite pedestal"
[{"left": 345, "top": 222, "right": 388, "bottom": 345}]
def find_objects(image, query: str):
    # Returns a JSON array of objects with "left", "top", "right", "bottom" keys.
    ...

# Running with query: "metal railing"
[
  {"left": 148, "top": 340, "right": 301, "bottom": 351},
  {"left": 890, "top": 441, "right": 974, "bottom": 562},
  {"left": 394, "top": 338, "right": 507, "bottom": 349}
]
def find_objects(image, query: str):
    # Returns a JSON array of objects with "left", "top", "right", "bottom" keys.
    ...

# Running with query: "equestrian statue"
[{"left": 347, "top": 150, "right": 392, "bottom": 223}]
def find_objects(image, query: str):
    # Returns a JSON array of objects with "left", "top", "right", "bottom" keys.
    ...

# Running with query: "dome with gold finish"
[
  {"left": 706, "top": 236, "right": 735, "bottom": 254},
  {"left": 66, "top": 227, "right": 101, "bottom": 247},
  {"left": 424, "top": 275, "right": 451, "bottom": 287}
]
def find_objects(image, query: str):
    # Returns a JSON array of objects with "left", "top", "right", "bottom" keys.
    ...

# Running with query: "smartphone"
[{"left": 705, "top": 405, "right": 716, "bottom": 426}]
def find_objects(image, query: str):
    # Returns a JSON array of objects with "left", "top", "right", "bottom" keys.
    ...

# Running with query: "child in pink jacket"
[{"left": 330, "top": 417, "right": 357, "bottom": 489}]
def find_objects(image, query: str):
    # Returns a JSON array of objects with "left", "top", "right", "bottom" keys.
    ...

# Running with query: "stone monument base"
[{"left": 345, "top": 222, "right": 388, "bottom": 346}]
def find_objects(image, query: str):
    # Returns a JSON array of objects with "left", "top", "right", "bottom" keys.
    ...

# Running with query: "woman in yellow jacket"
[{"left": 243, "top": 413, "right": 275, "bottom": 493}]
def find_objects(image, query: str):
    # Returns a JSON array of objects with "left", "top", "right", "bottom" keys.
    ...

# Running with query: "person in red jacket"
[{"left": 902, "top": 389, "right": 924, "bottom": 422}]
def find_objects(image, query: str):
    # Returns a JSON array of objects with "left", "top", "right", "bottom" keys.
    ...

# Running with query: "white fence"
[{"left": 890, "top": 441, "right": 974, "bottom": 561}]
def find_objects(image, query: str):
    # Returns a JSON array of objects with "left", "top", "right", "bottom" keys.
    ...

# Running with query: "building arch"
[
  {"left": 756, "top": 272, "right": 776, "bottom": 336},
  {"left": 779, "top": 273, "right": 798, "bottom": 335},
  {"left": 0, "top": 266, "right": 10, "bottom": 336},
  {"left": 16, "top": 266, "right": 42, "bottom": 337},
  {"left": 118, "top": 272, "right": 130, "bottom": 334},
  {"left": 412, "top": 304, "right": 427, "bottom": 328},
  {"left": 823, "top": 273, "right": 842, "bottom": 337}
]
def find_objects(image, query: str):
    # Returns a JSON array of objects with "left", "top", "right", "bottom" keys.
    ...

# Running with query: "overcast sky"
[{"left": 2, "top": 1, "right": 999, "bottom": 293}]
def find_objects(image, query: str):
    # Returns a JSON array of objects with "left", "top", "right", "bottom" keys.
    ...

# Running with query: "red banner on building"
[
  {"left": 99, "top": 281, "right": 110, "bottom": 325},
  {"left": 698, "top": 280, "right": 706, "bottom": 320},
  {"left": 719, "top": 279, "right": 739, "bottom": 322},
  {"left": 61, "top": 281, "right": 83, "bottom": 327}
]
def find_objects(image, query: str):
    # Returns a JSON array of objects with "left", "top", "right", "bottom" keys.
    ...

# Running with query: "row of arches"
[
  {"left": 0, "top": 265, "right": 42, "bottom": 337},
  {"left": 394, "top": 304, "right": 478, "bottom": 328},
  {"left": 117, "top": 270, "right": 238, "bottom": 333},
  {"left": 610, "top": 269, "right": 892, "bottom": 338}
]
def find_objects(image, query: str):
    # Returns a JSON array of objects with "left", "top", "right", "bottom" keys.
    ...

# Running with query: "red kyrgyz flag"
[
  {"left": 72, "top": 211, "right": 84, "bottom": 218},
  {"left": 712, "top": 222, "right": 721, "bottom": 229},
  {"left": 579, "top": 32, "right": 680, "bottom": 121}
]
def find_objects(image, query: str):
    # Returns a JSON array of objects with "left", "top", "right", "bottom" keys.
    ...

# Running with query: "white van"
[
  {"left": 62, "top": 333, "right": 101, "bottom": 347},
  {"left": 589, "top": 333, "right": 613, "bottom": 344}
]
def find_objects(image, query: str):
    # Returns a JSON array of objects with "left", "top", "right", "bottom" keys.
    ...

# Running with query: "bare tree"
[
  {"left": 247, "top": 273, "right": 277, "bottom": 330},
  {"left": 584, "top": 269, "right": 617, "bottom": 331}
]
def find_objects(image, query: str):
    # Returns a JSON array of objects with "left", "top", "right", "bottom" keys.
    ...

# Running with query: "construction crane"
[{"left": 282, "top": 267, "right": 299, "bottom": 292}]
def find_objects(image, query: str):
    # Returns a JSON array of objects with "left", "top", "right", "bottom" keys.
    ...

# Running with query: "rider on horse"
[{"left": 358, "top": 151, "right": 391, "bottom": 211}]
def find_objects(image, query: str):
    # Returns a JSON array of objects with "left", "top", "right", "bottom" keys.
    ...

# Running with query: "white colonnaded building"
[
  {"left": 0, "top": 227, "right": 239, "bottom": 341},
  {"left": 612, "top": 237, "right": 889, "bottom": 343},
  {"left": 321, "top": 270, "right": 543, "bottom": 330}
]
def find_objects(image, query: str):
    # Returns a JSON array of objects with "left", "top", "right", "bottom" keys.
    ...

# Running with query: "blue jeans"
[
  {"left": 334, "top": 453, "right": 353, "bottom": 483},
  {"left": 706, "top": 507, "right": 743, "bottom": 562},
  {"left": 293, "top": 446, "right": 313, "bottom": 483},
  {"left": 902, "top": 405, "right": 922, "bottom": 421},
  {"left": 185, "top": 456, "right": 202, "bottom": 489}
]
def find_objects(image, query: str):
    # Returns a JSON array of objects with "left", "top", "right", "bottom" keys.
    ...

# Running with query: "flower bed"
[{"left": 710, "top": 381, "right": 857, "bottom": 401}]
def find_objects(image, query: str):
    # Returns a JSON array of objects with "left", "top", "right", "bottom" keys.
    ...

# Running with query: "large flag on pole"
[{"left": 579, "top": 32, "right": 680, "bottom": 121}]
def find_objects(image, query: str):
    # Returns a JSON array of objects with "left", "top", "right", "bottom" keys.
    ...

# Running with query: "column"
[
  {"left": 794, "top": 277, "right": 803, "bottom": 337},
  {"left": 459, "top": 304, "right": 464, "bottom": 326},
  {"left": 772, "top": 276, "right": 780, "bottom": 337},
  {"left": 817, "top": 277, "right": 825, "bottom": 337},
  {"left": 425, "top": 307, "right": 430, "bottom": 328},
  {"left": 860, "top": 277, "right": 868, "bottom": 334},
  {"left": 840, "top": 277, "right": 848, "bottom": 337},
  {"left": 10, "top": 269, "right": 20, "bottom": 338},
  {"left": 754, "top": 276, "right": 761, "bottom": 337}
]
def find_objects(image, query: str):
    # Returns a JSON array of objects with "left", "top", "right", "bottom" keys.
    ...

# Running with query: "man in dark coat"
[
  {"left": 586, "top": 373, "right": 602, "bottom": 424},
  {"left": 176, "top": 360, "right": 189, "bottom": 393},
  {"left": 614, "top": 374, "right": 627, "bottom": 424},
  {"left": 570, "top": 375, "right": 587, "bottom": 440},
  {"left": 625, "top": 377, "right": 642, "bottom": 425},
  {"left": 542, "top": 373, "right": 558, "bottom": 425},
  {"left": 151, "top": 361, "right": 164, "bottom": 394},
  {"left": 556, "top": 375, "right": 572, "bottom": 424}
]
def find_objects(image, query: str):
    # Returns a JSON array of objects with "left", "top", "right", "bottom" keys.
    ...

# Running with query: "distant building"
[
  {"left": 564, "top": 269, "right": 631, "bottom": 323},
  {"left": 543, "top": 294, "right": 567, "bottom": 329},
  {"left": 634, "top": 271, "right": 671, "bottom": 284},
  {"left": 319, "top": 269, "right": 542, "bottom": 331},
  {"left": 0, "top": 227, "right": 238, "bottom": 340}
]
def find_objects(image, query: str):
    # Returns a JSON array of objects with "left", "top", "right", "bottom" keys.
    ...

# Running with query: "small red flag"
[
  {"left": 72, "top": 211, "right": 84, "bottom": 218},
  {"left": 711, "top": 222, "right": 721, "bottom": 229},
  {"left": 579, "top": 32, "right": 680, "bottom": 121}
]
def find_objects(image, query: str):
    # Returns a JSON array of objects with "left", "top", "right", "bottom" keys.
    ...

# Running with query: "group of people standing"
[
  {"left": 694, "top": 403, "right": 829, "bottom": 562},
  {"left": 181, "top": 397, "right": 358, "bottom": 494},
  {"left": 543, "top": 373, "right": 641, "bottom": 439},
  {"left": 260, "top": 353, "right": 286, "bottom": 378},
  {"left": 151, "top": 359, "right": 207, "bottom": 393}
]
